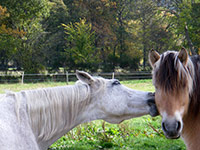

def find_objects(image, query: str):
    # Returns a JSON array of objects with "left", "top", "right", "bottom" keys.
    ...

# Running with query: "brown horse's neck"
[
  {"left": 189, "top": 55, "right": 200, "bottom": 116},
  {"left": 182, "top": 110, "right": 200, "bottom": 150},
  {"left": 182, "top": 87, "right": 200, "bottom": 150},
  {"left": 181, "top": 55, "right": 200, "bottom": 150}
]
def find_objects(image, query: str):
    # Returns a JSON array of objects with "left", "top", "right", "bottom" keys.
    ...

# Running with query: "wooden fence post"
[
  {"left": 66, "top": 71, "right": 69, "bottom": 85},
  {"left": 112, "top": 72, "right": 115, "bottom": 79},
  {"left": 21, "top": 72, "right": 24, "bottom": 84}
]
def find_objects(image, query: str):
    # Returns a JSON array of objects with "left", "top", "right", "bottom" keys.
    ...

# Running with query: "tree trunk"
[
  {"left": 143, "top": 44, "right": 146, "bottom": 70},
  {"left": 142, "top": 24, "right": 147, "bottom": 70},
  {"left": 184, "top": 24, "right": 196, "bottom": 55}
]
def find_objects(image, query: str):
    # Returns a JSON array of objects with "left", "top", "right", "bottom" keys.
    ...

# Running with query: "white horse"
[{"left": 0, "top": 71, "right": 157, "bottom": 150}]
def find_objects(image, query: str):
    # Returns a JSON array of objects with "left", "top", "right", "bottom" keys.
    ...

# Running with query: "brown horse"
[{"left": 149, "top": 48, "right": 200, "bottom": 150}]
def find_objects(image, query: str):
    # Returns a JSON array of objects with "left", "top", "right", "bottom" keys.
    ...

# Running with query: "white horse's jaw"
[
  {"left": 126, "top": 91, "right": 157, "bottom": 117},
  {"left": 92, "top": 88, "right": 157, "bottom": 124}
]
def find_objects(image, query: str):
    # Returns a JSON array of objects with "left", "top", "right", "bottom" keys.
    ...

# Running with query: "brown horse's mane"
[
  {"left": 189, "top": 55, "right": 200, "bottom": 116},
  {"left": 154, "top": 53, "right": 186, "bottom": 92},
  {"left": 153, "top": 51, "right": 200, "bottom": 117}
]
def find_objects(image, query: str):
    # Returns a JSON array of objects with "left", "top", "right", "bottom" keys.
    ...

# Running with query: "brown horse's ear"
[
  {"left": 178, "top": 47, "right": 188, "bottom": 66},
  {"left": 149, "top": 49, "right": 160, "bottom": 67}
]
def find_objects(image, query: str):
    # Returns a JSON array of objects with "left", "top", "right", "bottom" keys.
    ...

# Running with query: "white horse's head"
[{"left": 76, "top": 71, "right": 158, "bottom": 124}]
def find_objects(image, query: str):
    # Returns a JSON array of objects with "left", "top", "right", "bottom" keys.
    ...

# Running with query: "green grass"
[
  {"left": 50, "top": 117, "right": 185, "bottom": 150},
  {"left": 122, "top": 79, "right": 155, "bottom": 92},
  {"left": 0, "top": 80, "right": 186, "bottom": 150},
  {"left": 0, "top": 82, "right": 74, "bottom": 94}
]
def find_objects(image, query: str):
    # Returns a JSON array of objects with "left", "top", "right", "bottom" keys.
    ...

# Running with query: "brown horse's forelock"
[
  {"left": 153, "top": 52, "right": 200, "bottom": 117},
  {"left": 154, "top": 53, "right": 188, "bottom": 94}
]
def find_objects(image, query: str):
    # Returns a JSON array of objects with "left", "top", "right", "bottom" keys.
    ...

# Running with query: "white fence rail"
[{"left": 0, "top": 71, "right": 152, "bottom": 84}]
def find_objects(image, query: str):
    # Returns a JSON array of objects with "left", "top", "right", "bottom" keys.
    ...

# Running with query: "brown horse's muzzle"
[{"left": 162, "top": 119, "right": 182, "bottom": 139}]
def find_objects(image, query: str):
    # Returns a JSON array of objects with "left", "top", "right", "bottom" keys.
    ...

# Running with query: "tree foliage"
[
  {"left": 0, "top": 0, "right": 200, "bottom": 73},
  {"left": 156, "top": 0, "right": 200, "bottom": 54},
  {"left": 0, "top": 0, "right": 49, "bottom": 73},
  {"left": 0, "top": 5, "right": 25, "bottom": 70},
  {"left": 63, "top": 19, "right": 98, "bottom": 71}
]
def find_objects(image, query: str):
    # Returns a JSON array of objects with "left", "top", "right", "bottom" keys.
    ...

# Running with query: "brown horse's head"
[{"left": 149, "top": 48, "right": 194, "bottom": 139}]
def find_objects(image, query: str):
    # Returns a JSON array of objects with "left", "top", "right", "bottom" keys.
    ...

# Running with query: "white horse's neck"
[{"left": 22, "top": 84, "right": 95, "bottom": 150}]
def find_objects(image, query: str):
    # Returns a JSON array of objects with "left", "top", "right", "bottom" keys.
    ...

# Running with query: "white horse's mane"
[
  {"left": 5, "top": 77, "right": 106, "bottom": 142},
  {"left": 26, "top": 84, "right": 91, "bottom": 141}
]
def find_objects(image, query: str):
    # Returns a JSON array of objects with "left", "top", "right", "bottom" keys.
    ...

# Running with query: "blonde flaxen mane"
[
  {"left": 10, "top": 77, "right": 106, "bottom": 141},
  {"left": 6, "top": 83, "right": 91, "bottom": 141},
  {"left": 25, "top": 85, "right": 90, "bottom": 141}
]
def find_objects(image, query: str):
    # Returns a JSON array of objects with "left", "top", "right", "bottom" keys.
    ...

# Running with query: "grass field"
[{"left": 0, "top": 80, "right": 186, "bottom": 150}]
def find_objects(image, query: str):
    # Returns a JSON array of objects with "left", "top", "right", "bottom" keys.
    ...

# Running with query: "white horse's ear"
[
  {"left": 178, "top": 47, "right": 188, "bottom": 66},
  {"left": 149, "top": 49, "right": 160, "bottom": 67},
  {"left": 76, "top": 70, "right": 94, "bottom": 85}
]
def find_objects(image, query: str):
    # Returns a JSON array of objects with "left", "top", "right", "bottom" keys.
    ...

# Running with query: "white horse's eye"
[{"left": 112, "top": 80, "right": 120, "bottom": 86}]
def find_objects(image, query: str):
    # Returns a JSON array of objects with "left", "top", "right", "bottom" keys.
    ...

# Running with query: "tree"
[
  {"left": 0, "top": 0, "right": 50, "bottom": 73},
  {"left": 74, "top": 0, "right": 117, "bottom": 71},
  {"left": 63, "top": 19, "right": 98, "bottom": 71},
  {"left": 41, "top": 0, "right": 70, "bottom": 71},
  {"left": 129, "top": 0, "right": 179, "bottom": 70},
  {"left": 156, "top": 0, "right": 200, "bottom": 55},
  {"left": 0, "top": 5, "right": 25, "bottom": 70},
  {"left": 1, "top": 0, "right": 199, "bottom": 73}
]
